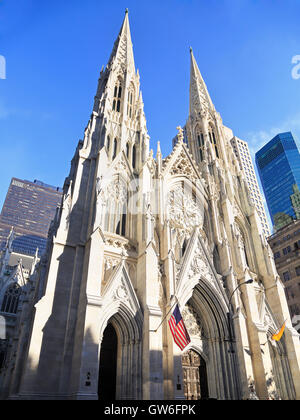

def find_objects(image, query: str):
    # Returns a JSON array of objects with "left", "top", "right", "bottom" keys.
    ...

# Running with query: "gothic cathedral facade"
[{"left": 1, "top": 11, "right": 300, "bottom": 400}]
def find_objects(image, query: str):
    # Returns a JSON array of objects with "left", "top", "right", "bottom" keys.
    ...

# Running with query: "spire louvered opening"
[{"left": 112, "top": 79, "right": 123, "bottom": 113}]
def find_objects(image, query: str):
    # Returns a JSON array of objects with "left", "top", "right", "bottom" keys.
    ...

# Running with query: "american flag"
[{"left": 168, "top": 304, "right": 191, "bottom": 351}]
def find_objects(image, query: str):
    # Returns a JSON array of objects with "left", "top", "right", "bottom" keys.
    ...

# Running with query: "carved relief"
[
  {"left": 102, "top": 256, "right": 120, "bottom": 287},
  {"left": 105, "top": 177, "right": 127, "bottom": 203},
  {"left": 105, "top": 236, "right": 136, "bottom": 252},
  {"left": 187, "top": 245, "right": 214, "bottom": 285},
  {"left": 168, "top": 185, "right": 203, "bottom": 234},
  {"left": 191, "top": 76, "right": 210, "bottom": 116},
  {"left": 113, "top": 278, "right": 134, "bottom": 311},
  {"left": 63, "top": 181, "right": 72, "bottom": 231},
  {"left": 235, "top": 224, "right": 245, "bottom": 250},
  {"left": 104, "top": 256, "right": 120, "bottom": 271},
  {"left": 95, "top": 176, "right": 107, "bottom": 212},
  {"left": 113, "top": 155, "right": 128, "bottom": 174},
  {"left": 182, "top": 304, "right": 203, "bottom": 338},
  {"left": 169, "top": 150, "right": 196, "bottom": 179}
]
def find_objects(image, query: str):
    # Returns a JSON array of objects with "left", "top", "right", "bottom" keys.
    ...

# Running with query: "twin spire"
[{"left": 107, "top": 10, "right": 215, "bottom": 119}]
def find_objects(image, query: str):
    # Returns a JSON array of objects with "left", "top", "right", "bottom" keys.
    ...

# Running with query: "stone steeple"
[
  {"left": 107, "top": 9, "right": 136, "bottom": 75},
  {"left": 186, "top": 48, "right": 237, "bottom": 171},
  {"left": 189, "top": 47, "right": 215, "bottom": 119},
  {"left": 88, "top": 9, "right": 149, "bottom": 169},
  {"left": 185, "top": 48, "right": 223, "bottom": 168}
]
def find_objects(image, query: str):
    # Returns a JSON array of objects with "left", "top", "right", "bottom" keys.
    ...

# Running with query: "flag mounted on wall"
[
  {"left": 272, "top": 321, "right": 286, "bottom": 342},
  {"left": 168, "top": 304, "right": 191, "bottom": 351}
]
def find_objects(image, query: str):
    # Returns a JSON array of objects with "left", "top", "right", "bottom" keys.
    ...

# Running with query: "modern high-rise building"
[
  {"left": 0, "top": 178, "right": 63, "bottom": 256},
  {"left": 268, "top": 219, "right": 300, "bottom": 325},
  {"left": 231, "top": 136, "right": 271, "bottom": 236},
  {"left": 255, "top": 132, "right": 300, "bottom": 231}
]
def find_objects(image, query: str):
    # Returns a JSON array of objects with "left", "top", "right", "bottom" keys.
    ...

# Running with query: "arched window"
[
  {"left": 182, "top": 239, "right": 188, "bottom": 258},
  {"left": 209, "top": 128, "right": 219, "bottom": 159},
  {"left": 1, "top": 283, "right": 21, "bottom": 314},
  {"left": 132, "top": 145, "right": 136, "bottom": 169},
  {"left": 212, "top": 132, "right": 219, "bottom": 159},
  {"left": 104, "top": 179, "right": 128, "bottom": 238},
  {"left": 116, "top": 204, "right": 127, "bottom": 237},
  {"left": 127, "top": 88, "right": 134, "bottom": 119},
  {"left": 121, "top": 207, "right": 126, "bottom": 237},
  {"left": 112, "top": 139, "right": 118, "bottom": 160},
  {"left": 112, "top": 80, "right": 122, "bottom": 113},
  {"left": 126, "top": 143, "right": 129, "bottom": 159},
  {"left": 107, "top": 136, "right": 111, "bottom": 153},
  {"left": 197, "top": 132, "right": 205, "bottom": 162},
  {"left": 236, "top": 224, "right": 250, "bottom": 268}
]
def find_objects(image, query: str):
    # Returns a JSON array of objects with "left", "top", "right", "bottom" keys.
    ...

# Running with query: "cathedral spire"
[
  {"left": 189, "top": 48, "right": 215, "bottom": 118},
  {"left": 107, "top": 9, "right": 135, "bottom": 74}
]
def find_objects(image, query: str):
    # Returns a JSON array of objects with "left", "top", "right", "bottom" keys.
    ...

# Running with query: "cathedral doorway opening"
[
  {"left": 98, "top": 323, "right": 118, "bottom": 400},
  {"left": 182, "top": 349, "right": 209, "bottom": 400}
]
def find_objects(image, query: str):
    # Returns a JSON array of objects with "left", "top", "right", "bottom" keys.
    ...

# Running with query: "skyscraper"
[
  {"left": 0, "top": 178, "right": 63, "bottom": 256},
  {"left": 255, "top": 132, "right": 300, "bottom": 230},
  {"left": 231, "top": 136, "right": 271, "bottom": 236},
  {"left": 268, "top": 219, "right": 300, "bottom": 322}
]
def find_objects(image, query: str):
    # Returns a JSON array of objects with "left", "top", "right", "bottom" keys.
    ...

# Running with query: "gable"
[
  {"left": 176, "top": 231, "right": 227, "bottom": 306},
  {"left": 101, "top": 261, "right": 141, "bottom": 316},
  {"left": 162, "top": 141, "right": 202, "bottom": 182}
]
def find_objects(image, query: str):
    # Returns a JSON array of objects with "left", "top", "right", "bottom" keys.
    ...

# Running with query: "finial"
[
  {"left": 176, "top": 126, "right": 184, "bottom": 143},
  {"left": 157, "top": 141, "right": 162, "bottom": 156},
  {"left": 125, "top": 8, "right": 129, "bottom": 14},
  {"left": 190, "top": 46, "right": 193, "bottom": 53}
]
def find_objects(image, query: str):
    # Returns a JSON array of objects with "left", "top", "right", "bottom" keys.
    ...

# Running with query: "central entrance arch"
[
  {"left": 98, "top": 323, "right": 118, "bottom": 400},
  {"left": 182, "top": 349, "right": 209, "bottom": 400}
]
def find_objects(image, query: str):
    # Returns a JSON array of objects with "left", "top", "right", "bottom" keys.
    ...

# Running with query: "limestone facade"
[{"left": 1, "top": 11, "right": 300, "bottom": 400}]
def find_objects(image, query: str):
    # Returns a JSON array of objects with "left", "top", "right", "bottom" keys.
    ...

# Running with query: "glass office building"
[
  {"left": 255, "top": 132, "right": 300, "bottom": 229},
  {"left": 0, "top": 178, "right": 63, "bottom": 256}
]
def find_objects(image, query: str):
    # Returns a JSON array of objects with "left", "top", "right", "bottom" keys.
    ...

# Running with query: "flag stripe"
[
  {"left": 175, "top": 329, "right": 186, "bottom": 348},
  {"left": 168, "top": 305, "right": 191, "bottom": 351},
  {"left": 169, "top": 316, "right": 185, "bottom": 349},
  {"left": 176, "top": 324, "right": 187, "bottom": 345}
]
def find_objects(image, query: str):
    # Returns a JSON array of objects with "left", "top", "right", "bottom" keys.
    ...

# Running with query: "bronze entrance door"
[{"left": 182, "top": 350, "right": 209, "bottom": 400}]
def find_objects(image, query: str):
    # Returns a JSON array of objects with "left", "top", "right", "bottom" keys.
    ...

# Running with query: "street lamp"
[
  {"left": 227, "top": 279, "right": 254, "bottom": 353},
  {"left": 228, "top": 279, "right": 254, "bottom": 309}
]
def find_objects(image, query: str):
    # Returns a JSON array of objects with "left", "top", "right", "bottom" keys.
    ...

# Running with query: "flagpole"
[{"left": 150, "top": 297, "right": 179, "bottom": 333}]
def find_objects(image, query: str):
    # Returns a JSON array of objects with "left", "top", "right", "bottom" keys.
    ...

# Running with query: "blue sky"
[{"left": 0, "top": 0, "right": 300, "bottom": 214}]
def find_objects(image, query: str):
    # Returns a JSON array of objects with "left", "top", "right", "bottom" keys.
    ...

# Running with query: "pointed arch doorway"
[
  {"left": 182, "top": 350, "right": 209, "bottom": 400},
  {"left": 98, "top": 323, "right": 118, "bottom": 400}
]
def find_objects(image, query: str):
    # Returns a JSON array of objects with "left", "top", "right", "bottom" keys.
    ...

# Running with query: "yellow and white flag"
[{"left": 272, "top": 322, "right": 286, "bottom": 342}]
